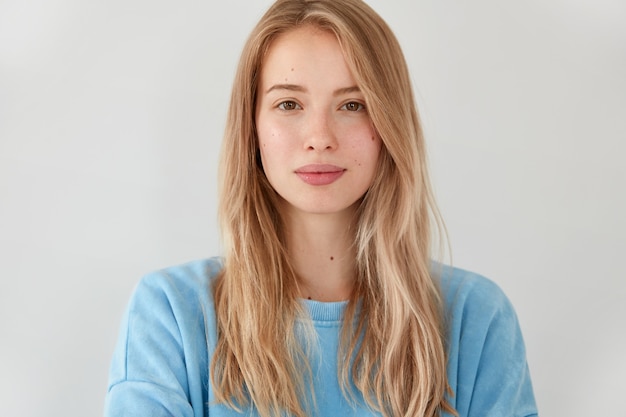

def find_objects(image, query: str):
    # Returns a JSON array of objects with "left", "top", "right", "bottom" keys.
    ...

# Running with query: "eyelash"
[
  {"left": 340, "top": 101, "right": 365, "bottom": 112},
  {"left": 276, "top": 100, "right": 366, "bottom": 112},
  {"left": 277, "top": 100, "right": 301, "bottom": 111}
]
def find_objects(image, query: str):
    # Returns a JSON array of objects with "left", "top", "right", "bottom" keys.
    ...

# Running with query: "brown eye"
[
  {"left": 341, "top": 101, "right": 365, "bottom": 112},
  {"left": 278, "top": 100, "right": 300, "bottom": 110}
]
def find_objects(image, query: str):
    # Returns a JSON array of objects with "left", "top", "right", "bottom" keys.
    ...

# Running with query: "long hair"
[{"left": 212, "top": 1, "right": 454, "bottom": 416}]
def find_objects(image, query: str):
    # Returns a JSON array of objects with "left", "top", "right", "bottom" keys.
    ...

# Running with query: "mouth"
[
  {"left": 295, "top": 164, "right": 344, "bottom": 174},
  {"left": 295, "top": 164, "right": 345, "bottom": 186}
]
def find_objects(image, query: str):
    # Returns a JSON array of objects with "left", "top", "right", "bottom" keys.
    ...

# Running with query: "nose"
[{"left": 303, "top": 110, "right": 337, "bottom": 151}]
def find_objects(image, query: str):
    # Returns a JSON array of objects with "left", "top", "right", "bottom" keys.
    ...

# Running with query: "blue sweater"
[{"left": 105, "top": 258, "right": 537, "bottom": 416}]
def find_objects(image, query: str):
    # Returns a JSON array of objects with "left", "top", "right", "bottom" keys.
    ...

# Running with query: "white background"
[{"left": 1, "top": 0, "right": 624, "bottom": 416}]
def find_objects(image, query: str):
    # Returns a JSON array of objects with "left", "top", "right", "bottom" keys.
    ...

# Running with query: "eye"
[
  {"left": 341, "top": 101, "right": 365, "bottom": 112},
  {"left": 277, "top": 100, "right": 301, "bottom": 111}
]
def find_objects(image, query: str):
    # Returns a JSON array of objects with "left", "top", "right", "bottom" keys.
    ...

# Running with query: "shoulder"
[
  {"left": 435, "top": 264, "right": 514, "bottom": 321},
  {"left": 434, "top": 264, "right": 528, "bottom": 372},
  {"left": 435, "top": 265, "right": 538, "bottom": 416},
  {"left": 106, "top": 258, "right": 224, "bottom": 414},
  {"left": 122, "top": 257, "right": 224, "bottom": 353},
  {"left": 136, "top": 257, "right": 223, "bottom": 295},
  {"left": 130, "top": 257, "right": 223, "bottom": 313},
  {"left": 108, "top": 258, "right": 223, "bottom": 385}
]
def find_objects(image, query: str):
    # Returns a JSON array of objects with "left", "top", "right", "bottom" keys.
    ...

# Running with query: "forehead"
[
  {"left": 258, "top": 25, "right": 355, "bottom": 89},
  {"left": 270, "top": 24, "right": 335, "bottom": 47}
]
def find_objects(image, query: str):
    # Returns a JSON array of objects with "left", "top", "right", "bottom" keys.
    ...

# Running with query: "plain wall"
[{"left": 1, "top": 0, "right": 624, "bottom": 416}]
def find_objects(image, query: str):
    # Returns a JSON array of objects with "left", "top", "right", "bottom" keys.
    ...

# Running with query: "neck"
[{"left": 282, "top": 206, "right": 357, "bottom": 302}]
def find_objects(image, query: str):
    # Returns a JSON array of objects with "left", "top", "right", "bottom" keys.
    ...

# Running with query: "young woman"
[{"left": 105, "top": 1, "right": 537, "bottom": 416}]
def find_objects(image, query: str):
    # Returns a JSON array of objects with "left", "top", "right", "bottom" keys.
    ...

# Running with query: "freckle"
[
  {"left": 372, "top": 136, "right": 375, "bottom": 141},
  {"left": 291, "top": 68, "right": 294, "bottom": 71}
]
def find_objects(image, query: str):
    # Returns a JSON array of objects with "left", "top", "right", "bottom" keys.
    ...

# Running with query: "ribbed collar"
[{"left": 299, "top": 298, "right": 350, "bottom": 322}]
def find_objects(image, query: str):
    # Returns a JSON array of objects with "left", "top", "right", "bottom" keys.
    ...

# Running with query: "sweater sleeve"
[
  {"left": 104, "top": 270, "right": 207, "bottom": 417},
  {"left": 443, "top": 272, "right": 538, "bottom": 417}
]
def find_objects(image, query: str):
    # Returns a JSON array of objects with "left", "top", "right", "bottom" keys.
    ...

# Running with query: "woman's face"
[{"left": 255, "top": 25, "right": 382, "bottom": 219}]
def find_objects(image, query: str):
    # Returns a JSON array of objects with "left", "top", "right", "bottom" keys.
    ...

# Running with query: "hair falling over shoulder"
[{"left": 211, "top": 1, "right": 455, "bottom": 416}]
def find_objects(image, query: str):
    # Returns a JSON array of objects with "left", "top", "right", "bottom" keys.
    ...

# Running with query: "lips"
[{"left": 295, "top": 164, "right": 345, "bottom": 186}]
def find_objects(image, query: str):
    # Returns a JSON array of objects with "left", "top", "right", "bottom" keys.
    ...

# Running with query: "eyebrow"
[
  {"left": 264, "top": 84, "right": 361, "bottom": 96},
  {"left": 333, "top": 86, "right": 361, "bottom": 96},
  {"left": 265, "top": 84, "right": 307, "bottom": 94}
]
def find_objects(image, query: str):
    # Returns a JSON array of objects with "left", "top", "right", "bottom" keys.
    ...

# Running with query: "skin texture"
[{"left": 255, "top": 25, "right": 382, "bottom": 301}]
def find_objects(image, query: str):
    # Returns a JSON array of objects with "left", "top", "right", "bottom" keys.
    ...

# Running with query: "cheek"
[
  {"left": 346, "top": 124, "right": 381, "bottom": 161},
  {"left": 258, "top": 137, "right": 274, "bottom": 171},
  {"left": 258, "top": 129, "right": 291, "bottom": 175},
  {"left": 257, "top": 120, "right": 276, "bottom": 158},
  {"left": 365, "top": 141, "right": 382, "bottom": 170},
  {"left": 257, "top": 116, "right": 288, "bottom": 148},
  {"left": 256, "top": 121, "right": 272, "bottom": 171}
]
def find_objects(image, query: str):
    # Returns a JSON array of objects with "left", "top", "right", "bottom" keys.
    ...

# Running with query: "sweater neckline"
[
  {"left": 300, "top": 298, "right": 360, "bottom": 323},
  {"left": 299, "top": 298, "right": 349, "bottom": 322}
]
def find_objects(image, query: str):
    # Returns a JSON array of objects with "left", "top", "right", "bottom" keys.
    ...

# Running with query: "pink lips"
[{"left": 295, "top": 164, "right": 345, "bottom": 186}]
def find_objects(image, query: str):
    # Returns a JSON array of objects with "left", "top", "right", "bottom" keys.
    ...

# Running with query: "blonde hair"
[{"left": 213, "top": 1, "right": 454, "bottom": 416}]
